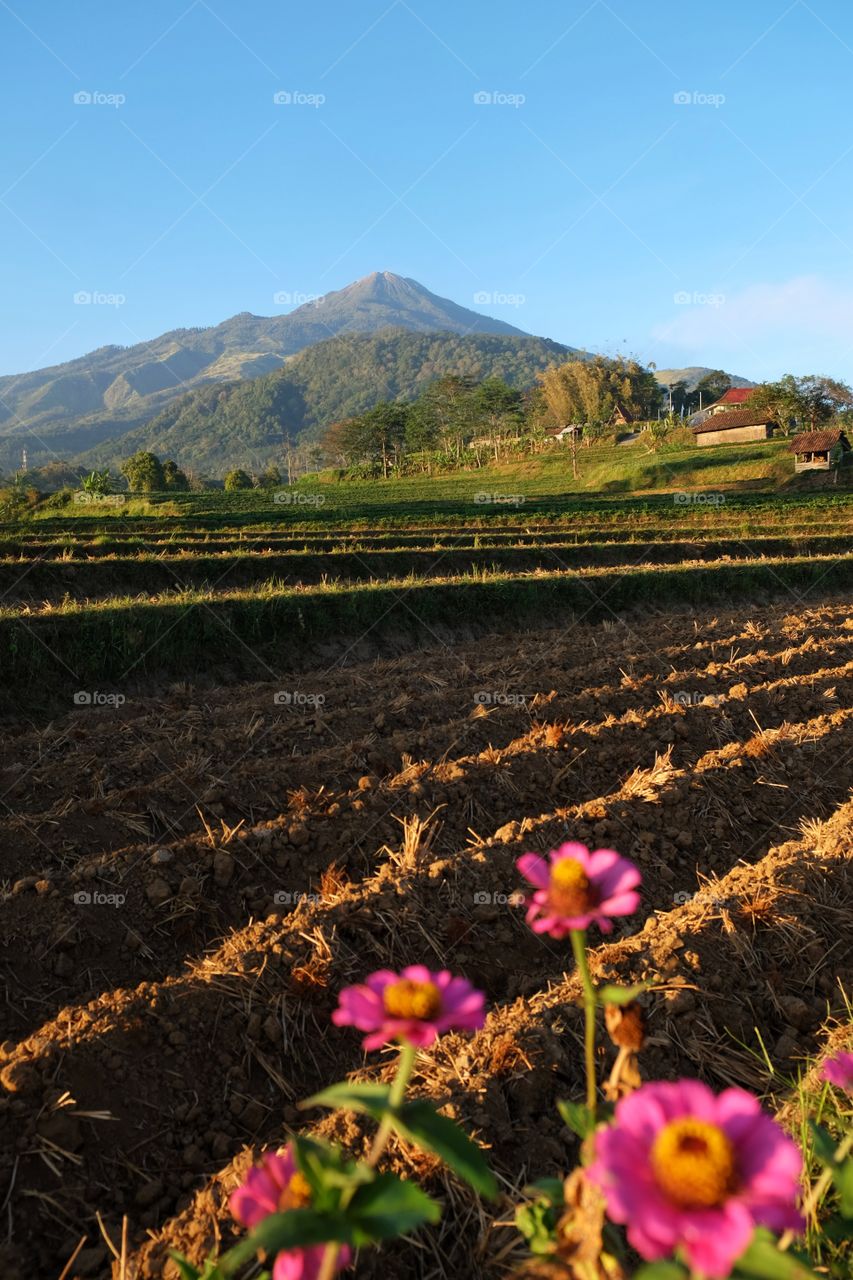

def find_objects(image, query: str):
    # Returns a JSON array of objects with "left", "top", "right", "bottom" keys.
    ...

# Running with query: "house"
[
  {"left": 609, "top": 403, "right": 634, "bottom": 427},
  {"left": 705, "top": 388, "right": 755, "bottom": 417},
  {"left": 545, "top": 424, "right": 583, "bottom": 443},
  {"left": 789, "top": 428, "right": 851, "bottom": 472},
  {"left": 693, "top": 410, "right": 777, "bottom": 447}
]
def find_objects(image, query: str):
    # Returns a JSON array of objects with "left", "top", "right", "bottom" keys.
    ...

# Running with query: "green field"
[{"left": 2, "top": 439, "right": 852, "bottom": 714}]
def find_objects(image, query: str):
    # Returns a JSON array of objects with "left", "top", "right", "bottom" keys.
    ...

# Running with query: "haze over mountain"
[{"left": 0, "top": 272, "right": 533, "bottom": 469}]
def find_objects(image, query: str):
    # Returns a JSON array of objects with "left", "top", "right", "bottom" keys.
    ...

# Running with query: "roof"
[
  {"left": 693, "top": 409, "right": 776, "bottom": 434},
  {"left": 788, "top": 428, "right": 850, "bottom": 453},
  {"left": 711, "top": 388, "right": 754, "bottom": 407},
  {"left": 610, "top": 402, "right": 634, "bottom": 422}
]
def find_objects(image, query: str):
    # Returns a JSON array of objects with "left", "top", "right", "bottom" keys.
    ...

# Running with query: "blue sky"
[{"left": 3, "top": 0, "right": 853, "bottom": 381}]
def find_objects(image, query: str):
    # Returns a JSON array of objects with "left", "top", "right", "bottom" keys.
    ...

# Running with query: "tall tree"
[
  {"left": 121, "top": 451, "right": 165, "bottom": 492},
  {"left": 750, "top": 374, "right": 853, "bottom": 431},
  {"left": 538, "top": 355, "right": 662, "bottom": 428}
]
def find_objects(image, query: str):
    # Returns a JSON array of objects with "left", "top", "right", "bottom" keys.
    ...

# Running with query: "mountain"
[
  {"left": 79, "top": 328, "right": 574, "bottom": 475},
  {"left": 653, "top": 366, "right": 755, "bottom": 392},
  {"left": 0, "top": 273, "right": 532, "bottom": 470}
]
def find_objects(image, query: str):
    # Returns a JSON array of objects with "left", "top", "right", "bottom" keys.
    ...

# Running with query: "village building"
[
  {"left": 545, "top": 424, "right": 583, "bottom": 443},
  {"left": 609, "top": 402, "right": 634, "bottom": 427},
  {"left": 693, "top": 409, "right": 777, "bottom": 447},
  {"left": 704, "top": 387, "right": 754, "bottom": 416},
  {"left": 789, "top": 428, "right": 851, "bottom": 472}
]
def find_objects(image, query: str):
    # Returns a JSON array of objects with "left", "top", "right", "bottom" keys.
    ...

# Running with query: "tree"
[
  {"left": 538, "top": 356, "right": 662, "bottom": 431},
  {"left": 224, "top": 468, "right": 254, "bottom": 491},
  {"left": 81, "top": 468, "right": 112, "bottom": 496},
  {"left": 750, "top": 375, "right": 853, "bottom": 432},
  {"left": 121, "top": 451, "right": 165, "bottom": 492},
  {"left": 470, "top": 378, "right": 524, "bottom": 460},
  {"left": 162, "top": 459, "right": 189, "bottom": 491},
  {"left": 259, "top": 462, "right": 282, "bottom": 489},
  {"left": 692, "top": 370, "right": 732, "bottom": 411}
]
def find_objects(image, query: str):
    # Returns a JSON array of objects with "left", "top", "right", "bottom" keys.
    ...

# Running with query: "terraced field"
[{"left": 1, "top": 492, "right": 852, "bottom": 1278}]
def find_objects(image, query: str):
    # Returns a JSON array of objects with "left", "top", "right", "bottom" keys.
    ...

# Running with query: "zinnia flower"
[
  {"left": 516, "top": 842, "right": 641, "bottom": 938},
  {"left": 230, "top": 1147, "right": 351, "bottom": 1279},
  {"left": 823, "top": 1050, "right": 853, "bottom": 1092},
  {"left": 588, "top": 1079, "right": 804, "bottom": 1278},
  {"left": 332, "top": 965, "right": 486, "bottom": 1050}
]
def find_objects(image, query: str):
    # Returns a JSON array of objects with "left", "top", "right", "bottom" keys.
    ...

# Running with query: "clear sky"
[{"left": 3, "top": 0, "right": 853, "bottom": 381}]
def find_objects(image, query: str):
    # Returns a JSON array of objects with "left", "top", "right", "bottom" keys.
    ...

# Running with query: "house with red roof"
[{"left": 705, "top": 388, "right": 754, "bottom": 416}]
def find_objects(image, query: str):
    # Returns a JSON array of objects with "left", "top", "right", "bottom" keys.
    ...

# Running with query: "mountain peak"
[{"left": 286, "top": 271, "right": 530, "bottom": 340}]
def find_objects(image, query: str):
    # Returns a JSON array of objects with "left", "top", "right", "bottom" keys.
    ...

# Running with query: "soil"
[{"left": 1, "top": 597, "right": 852, "bottom": 1278}]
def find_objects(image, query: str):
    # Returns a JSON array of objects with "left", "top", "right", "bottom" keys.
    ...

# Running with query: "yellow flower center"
[
  {"left": 651, "top": 1117, "right": 737, "bottom": 1209},
  {"left": 280, "top": 1170, "right": 312, "bottom": 1211},
  {"left": 383, "top": 978, "right": 442, "bottom": 1020},
  {"left": 548, "top": 857, "right": 596, "bottom": 915}
]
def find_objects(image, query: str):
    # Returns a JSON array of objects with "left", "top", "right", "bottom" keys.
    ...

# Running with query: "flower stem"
[
  {"left": 570, "top": 929, "right": 598, "bottom": 1121},
  {"left": 317, "top": 1039, "right": 417, "bottom": 1280}
]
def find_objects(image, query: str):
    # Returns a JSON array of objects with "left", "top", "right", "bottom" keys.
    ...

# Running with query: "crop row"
[
  {"left": 3, "top": 553, "right": 853, "bottom": 713},
  {"left": 1, "top": 536, "right": 852, "bottom": 603}
]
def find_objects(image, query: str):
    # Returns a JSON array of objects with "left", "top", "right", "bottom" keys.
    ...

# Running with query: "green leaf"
[
  {"left": 808, "top": 1119, "right": 837, "bottom": 1167},
  {"left": 393, "top": 1100, "right": 498, "bottom": 1199},
  {"left": 515, "top": 1200, "right": 559, "bottom": 1256},
  {"left": 219, "top": 1211, "right": 352, "bottom": 1274},
  {"left": 291, "top": 1136, "right": 373, "bottom": 1207},
  {"left": 557, "top": 1098, "right": 595, "bottom": 1139},
  {"left": 596, "top": 981, "right": 651, "bottom": 1005},
  {"left": 525, "top": 1177, "right": 564, "bottom": 1205},
  {"left": 732, "top": 1228, "right": 823, "bottom": 1279},
  {"left": 348, "top": 1172, "right": 441, "bottom": 1242},
  {"left": 833, "top": 1153, "right": 853, "bottom": 1217},
  {"left": 633, "top": 1264, "right": 688, "bottom": 1280},
  {"left": 167, "top": 1254, "right": 222, "bottom": 1280},
  {"left": 166, "top": 1256, "right": 203, "bottom": 1280},
  {"left": 301, "top": 1081, "right": 392, "bottom": 1119}
]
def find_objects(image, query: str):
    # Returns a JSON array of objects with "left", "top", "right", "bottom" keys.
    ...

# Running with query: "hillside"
[
  {"left": 0, "top": 273, "right": 537, "bottom": 470},
  {"left": 79, "top": 328, "right": 573, "bottom": 474},
  {"left": 654, "top": 365, "right": 755, "bottom": 391}
]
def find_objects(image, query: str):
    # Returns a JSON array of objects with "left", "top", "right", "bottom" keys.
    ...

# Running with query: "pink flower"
[
  {"left": 516, "top": 842, "right": 641, "bottom": 938},
  {"left": 588, "top": 1079, "right": 804, "bottom": 1278},
  {"left": 332, "top": 965, "right": 486, "bottom": 1050},
  {"left": 823, "top": 1050, "right": 853, "bottom": 1092},
  {"left": 229, "top": 1147, "right": 351, "bottom": 1280}
]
